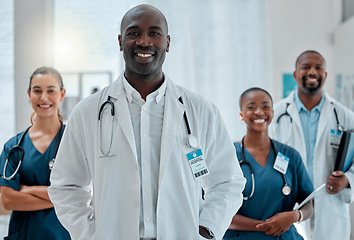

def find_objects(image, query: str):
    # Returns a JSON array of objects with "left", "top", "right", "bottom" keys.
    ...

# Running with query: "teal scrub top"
[
  {"left": 223, "top": 139, "right": 313, "bottom": 240},
  {"left": 0, "top": 128, "right": 70, "bottom": 240}
]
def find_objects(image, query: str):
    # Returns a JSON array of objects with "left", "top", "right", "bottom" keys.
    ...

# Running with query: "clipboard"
[
  {"left": 293, "top": 183, "right": 325, "bottom": 211},
  {"left": 334, "top": 130, "right": 354, "bottom": 172}
]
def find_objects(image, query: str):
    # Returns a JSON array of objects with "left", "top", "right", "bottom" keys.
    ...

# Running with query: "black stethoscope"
[
  {"left": 98, "top": 96, "right": 115, "bottom": 121},
  {"left": 178, "top": 97, "right": 198, "bottom": 149},
  {"left": 98, "top": 96, "right": 115, "bottom": 157},
  {"left": 0, "top": 122, "right": 64, "bottom": 181},
  {"left": 240, "top": 137, "right": 291, "bottom": 200},
  {"left": 98, "top": 95, "right": 198, "bottom": 156},
  {"left": 276, "top": 103, "right": 292, "bottom": 124},
  {"left": 276, "top": 102, "right": 344, "bottom": 132}
]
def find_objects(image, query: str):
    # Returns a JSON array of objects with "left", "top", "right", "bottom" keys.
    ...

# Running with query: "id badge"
[
  {"left": 329, "top": 129, "right": 342, "bottom": 148},
  {"left": 186, "top": 148, "right": 209, "bottom": 179},
  {"left": 273, "top": 152, "right": 289, "bottom": 175}
]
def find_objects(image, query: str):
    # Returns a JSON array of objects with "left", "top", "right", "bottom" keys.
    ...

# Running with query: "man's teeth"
[
  {"left": 137, "top": 53, "right": 152, "bottom": 58},
  {"left": 308, "top": 78, "right": 317, "bottom": 82},
  {"left": 254, "top": 119, "right": 265, "bottom": 123}
]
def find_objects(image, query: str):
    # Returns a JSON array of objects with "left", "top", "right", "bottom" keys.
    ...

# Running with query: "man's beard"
[{"left": 302, "top": 77, "right": 322, "bottom": 96}]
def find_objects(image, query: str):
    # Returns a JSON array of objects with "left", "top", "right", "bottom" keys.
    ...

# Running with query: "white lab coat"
[
  {"left": 48, "top": 74, "right": 245, "bottom": 240},
  {"left": 269, "top": 91, "right": 354, "bottom": 240}
]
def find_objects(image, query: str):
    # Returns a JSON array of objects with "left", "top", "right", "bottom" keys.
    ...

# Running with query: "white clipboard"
[{"left": 293, "top": 183, "right": 326, "bottom": 210}]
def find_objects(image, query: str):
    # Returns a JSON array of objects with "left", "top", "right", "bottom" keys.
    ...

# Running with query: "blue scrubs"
[
  {"left": 0, "top": 129, "right": 70, "bottom": 240},
  {"left": 223, "top": 139, "right": 313, "bottom": 240}
]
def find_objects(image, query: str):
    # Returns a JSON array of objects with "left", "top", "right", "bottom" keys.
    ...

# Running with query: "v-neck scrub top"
[
  {"left": 223, "top": 139, "right": 313, "bottom": 240},
  {"left": 0, "top": 129, "right": 70, "bottom": 240}
]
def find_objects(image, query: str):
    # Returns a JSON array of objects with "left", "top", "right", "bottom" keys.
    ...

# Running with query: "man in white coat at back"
[
  {"left": 48, "top": 4, "right": 245, "bottom": 240},
  {"left": 269, "top": 50, "right": 354, "bottom": 240}
]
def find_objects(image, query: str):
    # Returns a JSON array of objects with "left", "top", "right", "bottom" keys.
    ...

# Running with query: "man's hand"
[
  {"left": 199, "top": 226, "right": 213, "bottom": 239},
  {"left": 327, "top": 171, "right": 349, "bottom": 194}
]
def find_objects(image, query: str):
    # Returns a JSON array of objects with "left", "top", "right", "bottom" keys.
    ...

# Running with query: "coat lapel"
[
  {"left": 316, "top": 94, "right": 333, "bottom": 148},
  {"left": 286, "top": 92, "right": 307, "bottom": 164},
  {"left": 287, "top": 94, "right": 304, "bottom": 141},
  {"left": 106, "top": 75, "right": 185, "bottom": 184},
  {"left": 107, "top": 75, "right": 138, "bottom": 161},
  {"left": 158, "top": 78, "right": 184, "bottom": 187},
  {"left": 282, "top": 92, "right": 305, "bottom": 143}
]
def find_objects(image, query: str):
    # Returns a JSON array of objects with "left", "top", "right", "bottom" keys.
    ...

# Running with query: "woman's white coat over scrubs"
[{"left": 48, "top": 75, "right": 246, "bottom": 240}]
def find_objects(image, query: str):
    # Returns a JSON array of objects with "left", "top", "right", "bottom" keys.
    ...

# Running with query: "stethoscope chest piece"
[
  {"left": 282, "top": 184, "right": 291, "bottom": 196},
  {"left": 337, "top": 124, "right": 344, "bottom": 132},
  {"left": 187, "top": 135, "right": 198, "bottom": 149},
  {"left": 240, "top": 137, "right": 292, "bottom": 199},
  {"left": 48, "top": 159, "right": 54, "bottom": 170}
]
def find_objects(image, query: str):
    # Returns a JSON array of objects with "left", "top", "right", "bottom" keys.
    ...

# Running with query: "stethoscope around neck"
[
  {"left": 98, "top": 95, "right": 198, "bottom": 157},
  {"left": 178, "top": 97, "right": 198, "bottom": 149},
  {"left": 240, "top": 137, "right": 291, "bottom": 200},
  {"left": 0, "top": 122, "right": 64, "bottom": 181},
  {"left": 276, "top": 101, "right": 344, "bottom": 132}
]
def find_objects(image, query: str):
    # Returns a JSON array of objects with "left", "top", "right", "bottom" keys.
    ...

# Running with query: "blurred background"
[{"left": 0, "top": 0, "right": 353, "bottom": 238}]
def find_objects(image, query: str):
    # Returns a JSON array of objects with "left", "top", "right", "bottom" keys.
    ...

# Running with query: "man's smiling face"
[
  {"left": 294, "top": 52, "right": 327, "bottom": 96},
  {"left": 118, "top": 5, "right": 170, "bottom": 79}
]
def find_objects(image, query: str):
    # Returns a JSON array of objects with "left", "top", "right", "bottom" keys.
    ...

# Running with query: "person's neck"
[
  {"left": 31, "top": 116, "right": 62, "bottom": 134},
  {"left": 298, "top": 90, "right": 323, "bottom": 111},
  {"left": 243, "top": 130, "right": 270, "bottom": 150},
  {"left": 124, "top": 72, "right": 164, "bottom": 100}
]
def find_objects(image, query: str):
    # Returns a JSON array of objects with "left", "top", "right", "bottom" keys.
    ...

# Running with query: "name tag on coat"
[{"left": 186, "top": 148, "right": 209, "bottom": 179}]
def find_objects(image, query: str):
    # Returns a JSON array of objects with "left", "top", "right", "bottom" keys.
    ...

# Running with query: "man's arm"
[
  {"left": 199, "top": 107, "right": 246, "bottom": 239},
  {"left": 335, "top": 108, "right": 354, "bottom": 202},
  {"left": 48, "top": 114, "right": 94, "bottom": 240}
]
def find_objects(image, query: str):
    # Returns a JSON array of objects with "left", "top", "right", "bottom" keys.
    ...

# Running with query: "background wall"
[
  {"left": 268, "top": 0, "right": 342, "bottom": 102},
  {"left": 0, "top": 1, "right": 14, "bottom": 151},
  {"left": 334, "top": 16, "right": 354, "bottom": 112}
]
